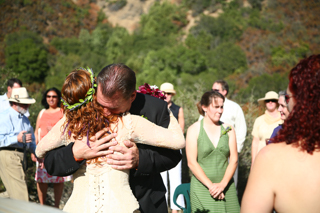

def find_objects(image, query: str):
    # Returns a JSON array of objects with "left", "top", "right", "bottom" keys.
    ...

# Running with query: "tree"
[
  {"left": 45, "top": 54, "right": 83, "bottom": 90},
  {"left": 5, "top": 31, "right": 49, "bottom": 83},
  {"left": 206, "top": 42, "right": 248, "bottom": 79}
]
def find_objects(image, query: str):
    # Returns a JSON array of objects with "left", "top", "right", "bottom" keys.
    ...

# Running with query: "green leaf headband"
[{"left": 61, "top": 67, "right": 97, "bottom": 111}]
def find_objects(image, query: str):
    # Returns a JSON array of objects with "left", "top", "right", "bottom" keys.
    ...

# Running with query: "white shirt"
[
  {"left": 0, "top": 93, "right": 30, "bottom": 117},
  {"left": 199, "top": 97, "right": 247, "bottom": 152}
]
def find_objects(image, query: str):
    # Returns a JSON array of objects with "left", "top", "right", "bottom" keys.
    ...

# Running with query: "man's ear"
[
  {"left": 222, "top": 90, "right": 227, "bottom": 97},
  {"left": 130, "top": 91, "right": 137, "bottom": 104}
]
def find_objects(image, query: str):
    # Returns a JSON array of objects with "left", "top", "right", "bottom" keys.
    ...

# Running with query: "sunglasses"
[
  {"left": 265, "top": 99, "right": 277, "bottom": 103},
  {"left": 164, "top": 93, "right": 173, "bottom": 95},
  {"left": 47, "top": 95, "right": 58, "bottom": 98}
]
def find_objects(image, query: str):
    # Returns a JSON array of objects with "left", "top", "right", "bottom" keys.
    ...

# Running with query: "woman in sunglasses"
[
  {"left": 242, "top": 54, "right": 320, "bottom": 212},
  {"left": 251, "top": 91, "right": 283, "bottom": 164},
  {"left": 34, "top": 87, "right": 72, "bottom": 208}
]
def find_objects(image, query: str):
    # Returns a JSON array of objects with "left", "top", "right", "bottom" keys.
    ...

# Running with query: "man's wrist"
[
  {"left": 74, "top": 156, "right": 84, "bottom": 162},
  {"left": 71, "top": 142, "right": 84, "bottom": 162}
]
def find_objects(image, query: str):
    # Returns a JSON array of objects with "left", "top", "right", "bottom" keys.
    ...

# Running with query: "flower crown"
[{"left": 61, "top": 67, "right": 97, "bottom": 111}]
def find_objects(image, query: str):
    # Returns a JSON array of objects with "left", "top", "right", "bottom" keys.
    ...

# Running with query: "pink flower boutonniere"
[{"left": 137, "top": 83, "right": 166, "bottom": 100}]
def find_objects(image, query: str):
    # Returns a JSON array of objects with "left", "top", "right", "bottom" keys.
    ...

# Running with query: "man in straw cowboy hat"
[
  {"left": 0, "top": 78, "right": 30, "bottom": 117},
  {"left": 0, "top": 87, "right": 36, "bottom": 201}
]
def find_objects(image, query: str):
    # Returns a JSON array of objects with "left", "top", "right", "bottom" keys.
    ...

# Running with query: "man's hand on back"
[
  {"left": 72, "top": 128, "right": 118, "bottom": 160},
  {"left": 106, "top": 140, "right": 139, "bottom": 170}
]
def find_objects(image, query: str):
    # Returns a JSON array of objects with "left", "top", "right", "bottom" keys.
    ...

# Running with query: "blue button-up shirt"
[{"left": 0, "top": 107, "right": 36, "bottom": 153}]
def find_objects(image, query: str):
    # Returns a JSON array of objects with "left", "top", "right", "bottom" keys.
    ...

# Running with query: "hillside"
[{"left": 1, "top": 0, "right": 319, "bottom": 100}]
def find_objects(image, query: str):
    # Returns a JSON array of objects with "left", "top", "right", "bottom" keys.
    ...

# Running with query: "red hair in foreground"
[{"left": 272, "top": 54, "right": 320, "bottom": 153}]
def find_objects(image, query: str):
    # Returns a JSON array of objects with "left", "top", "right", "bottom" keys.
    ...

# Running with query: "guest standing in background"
[
  {"left": 187, "top": 90, "right": 239, "bottom": 212},
  {"left": 269, "top": 90, "right": 290, "bottom": 140},
  {"left": 160, "top": 82, "right": 185, "bottom": 213},
  {"left": 0, "top": 78, "right": 30, "bottom": 117},
  {"left": 199, "top": 80, "right": 246, "bottom": 188},
  {"left": 241, "top": 54, "right": 320, "bottom": 212},
  {"left": 0, "top": 87, "right": 36, "bottom": 201},
  {"left": 251, "top": 91, "right": 283, "bottom": 164},
  {"left": 34, "top": 88, "right": 71, "bottom": 208}
]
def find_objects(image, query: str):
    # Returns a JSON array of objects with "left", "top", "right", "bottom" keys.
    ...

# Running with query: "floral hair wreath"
[{"left": 61, "top": 67, "right": 97, "bottom": 111}]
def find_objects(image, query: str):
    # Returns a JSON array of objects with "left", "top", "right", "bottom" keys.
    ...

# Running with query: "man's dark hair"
[
  {"left": 214, "top": 80, "right": 229, "bottom": 95},
  {"left": 97, "top": 64, "right": 136, "bottom": 99},
  {"left": 7, "top": 78, "right": 22, "bottom": 88},
  {"left": 41, "top": 87, "right": 61, "bottom": 109}
]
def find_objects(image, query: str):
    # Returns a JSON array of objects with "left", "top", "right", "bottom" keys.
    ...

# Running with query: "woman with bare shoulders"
[
  {"left": 35, "top": 68, "right": 185, "bottom": 213},
  {"left": 186, "top": 90, "right": 239, "bottom": 212},
  {"left": 241, "top": 54, "right": 320, "bottom": 213}
]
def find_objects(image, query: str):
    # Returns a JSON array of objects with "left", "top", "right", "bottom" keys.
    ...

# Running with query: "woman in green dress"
[{"left": 186, "top": 90, "right": 240, "bottom": 212}]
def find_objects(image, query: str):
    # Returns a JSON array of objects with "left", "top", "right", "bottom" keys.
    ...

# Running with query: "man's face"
[
  {"left": 278, "top": 96, "right": 290, "bottom": 120},
  {"left": 212, "top": 83, "right": 227, "bottom": 97},
  {"left": 16, "top": 103, "right": 30, "bottom": 114},
  {"left": 97, "top": 85, "right": 136, "bottom": 116},
  {"left": 7, "top": 83, "right": 21, "bottom": 97}
]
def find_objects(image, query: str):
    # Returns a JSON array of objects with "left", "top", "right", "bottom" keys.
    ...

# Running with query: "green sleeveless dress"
[{"left": 190, "top": 119, "right": 240, "bottom": 212}]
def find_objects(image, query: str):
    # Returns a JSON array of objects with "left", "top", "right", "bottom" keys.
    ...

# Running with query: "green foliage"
[
  {"left": 271, "top": 44, "right": 310, "bottom": 67},
  {"left": 238, "top": 73, "right": 289, "bottom": 103},
  {"left": 248, "top": 0, "right": 264, "bottom": 10},
  {"left": 248, "top": 9, "right": 284, "bottom": 31},
  {"left": 206, "top": 42, "right": 248, "bottom": 78},
  {"left": 140, "top": 2, "right": 187, "bottom": 37},
  {"left": 105, "top": 27, "right": 130, "bottom": 63},
  {"left": 190, "top": 13, "right": 243, "bottom": 44},
  {"left": 183, "top": 0, "right": 225, "bottom": 16},
  {"left": 0, "top": 67, "right": 19, "bottom": 94},
  {"left": 97, "top": 9, "right": 107, "bottom": 23},
  {"left": 238, "top": 94, "right": 260, "bottom": 202},
  {"left": 137, "top": 45, "right": 207, "bottom": 87},
  {"left": 5, "top": 31, "right": 48, "bottom": 83},
  {"left": 51, "top": 37, "right": 82, "bottom": 55},
  {"left": 173, "top": 81, "right": 207, "bottom": 133},
  {"left": 45, "top": 54, "right": 83, "bottom": 90},
  {"left": 185, "top": 30, "right": 215, "bottom": 53}
]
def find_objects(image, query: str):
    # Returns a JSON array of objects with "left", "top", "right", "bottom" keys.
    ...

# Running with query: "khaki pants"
[{"left": 0, "top": 150, "right": 28, "bottom": 201}]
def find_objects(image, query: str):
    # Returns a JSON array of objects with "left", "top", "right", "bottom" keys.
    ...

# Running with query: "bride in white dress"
[{"left": 35, "top": 68, "right": 185, "bottom": 213}]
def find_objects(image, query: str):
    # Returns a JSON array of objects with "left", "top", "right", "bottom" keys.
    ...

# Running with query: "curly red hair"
[
  {"left": 272, "top": 55, "right": 320, "bottom": 153},
  {"left": 61, "top": 69, "right": 118, "bottom": 142}
]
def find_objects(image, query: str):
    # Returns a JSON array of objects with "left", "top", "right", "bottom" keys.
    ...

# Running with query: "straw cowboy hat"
[
  {"left": 160, "top": 82, "right": 176, "bottom": 95},
  {"left": 258, "top": 91, "right": 279, "bottom": 104},
  {"left": 7, "top": 87, "right": 36, "bottom": 104}
]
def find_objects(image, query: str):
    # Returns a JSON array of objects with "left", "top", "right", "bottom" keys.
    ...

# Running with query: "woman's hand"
[{"left": 209, "top": 182, "right": 226, "bottom": 199}]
